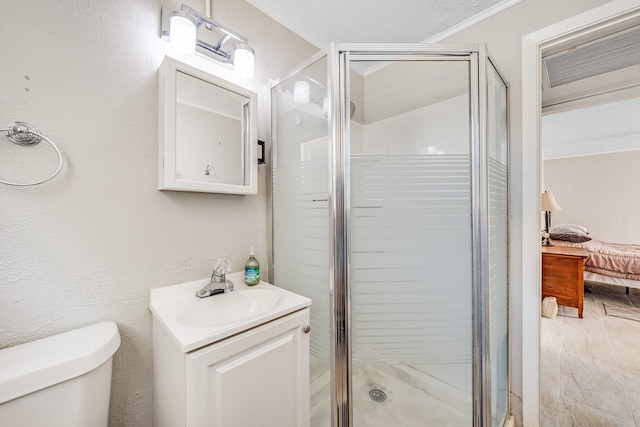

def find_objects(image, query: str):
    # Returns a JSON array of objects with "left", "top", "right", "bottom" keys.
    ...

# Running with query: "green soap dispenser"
[{"left": 244, "top": 246, "right": 260, "bottom": 286}]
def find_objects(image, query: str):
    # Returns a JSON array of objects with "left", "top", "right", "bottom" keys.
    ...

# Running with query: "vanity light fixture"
[{"left": 161, "top": 5, "right": 255, "bottom": 79}]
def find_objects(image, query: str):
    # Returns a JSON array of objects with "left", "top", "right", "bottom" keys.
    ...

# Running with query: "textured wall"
[
  {"left": 544, "top": 150, "right": 640, "bottom": 245},
  {"left": 0, "top": 1, "right": 316, "bottom": 426}
]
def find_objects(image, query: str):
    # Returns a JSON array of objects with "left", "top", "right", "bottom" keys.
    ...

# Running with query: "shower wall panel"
[
  {"left": 273, "top": 137, "right": 330, "bottom": 360},
  {"left": 487, "top": 60, "right": 509, "bottom": 427},
  {"left": 272, "top": 57, "right": 331, "bottom": 365}
]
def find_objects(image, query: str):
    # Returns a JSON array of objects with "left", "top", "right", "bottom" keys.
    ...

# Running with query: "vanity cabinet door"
[{"left": 185, "top": 308, "right": 310, "bottom": 427}]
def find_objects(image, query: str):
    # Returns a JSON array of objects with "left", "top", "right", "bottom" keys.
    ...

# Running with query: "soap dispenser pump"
[{"left": 244, "top": 247, "right": 260, "bottom": 286}]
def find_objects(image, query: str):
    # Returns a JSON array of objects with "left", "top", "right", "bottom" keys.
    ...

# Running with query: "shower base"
[{"left": 310, "top": 355, "right": 471, "bottom": 426}]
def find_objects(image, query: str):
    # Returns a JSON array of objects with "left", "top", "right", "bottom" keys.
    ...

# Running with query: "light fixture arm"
[
  {"left": 196, "top": 39, "right": 232, "bottom": 62},
  {"left": 160, "top": 5, "right": 254, "bottom": 78},
  {"left": 213, "top": 34, "right": 232, "bottom": 52},
  {"left": 180, "top": 6, "right": 248, "bottom": 45}
]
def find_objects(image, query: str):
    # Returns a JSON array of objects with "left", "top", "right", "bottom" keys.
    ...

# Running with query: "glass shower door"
[{"left": 345, "top": 56, "right": 474, "bottom": 426}]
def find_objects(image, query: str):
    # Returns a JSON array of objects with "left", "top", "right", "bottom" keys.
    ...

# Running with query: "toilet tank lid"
[{"left": 0, "top": 321, "right": 121, "bottom": 405}]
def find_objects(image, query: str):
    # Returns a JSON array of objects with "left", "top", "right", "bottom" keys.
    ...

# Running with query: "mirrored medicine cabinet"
[{"left": 158, "top": 56, "right": 258, "bottom": 194}]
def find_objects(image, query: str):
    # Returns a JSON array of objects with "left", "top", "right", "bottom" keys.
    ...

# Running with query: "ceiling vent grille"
[{"left": 544, "top": 25, "right": 640, "bottom": 88}]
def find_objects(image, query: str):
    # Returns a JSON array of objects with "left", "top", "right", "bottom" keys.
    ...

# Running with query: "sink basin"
[
  {"left": 149, "top": 271, "right": 311, "bottom": 352},
  {"left": 176, "top": 288, "right": 283, "bottom": 327}
]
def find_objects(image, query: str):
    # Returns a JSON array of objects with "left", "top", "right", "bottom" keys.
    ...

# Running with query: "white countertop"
[{"left": 149, "top": 271, "right": 311, "bottom": 352}]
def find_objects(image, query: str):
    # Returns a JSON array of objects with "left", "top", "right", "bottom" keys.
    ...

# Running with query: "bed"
[{"left": 550, "top": 238, "right": 640, "bottom": 291}]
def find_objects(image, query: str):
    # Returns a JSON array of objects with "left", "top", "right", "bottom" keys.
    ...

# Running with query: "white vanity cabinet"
[
  {"left": 151, "top": 276, "right": 311, "bottom": 427},
  {"left": 186, "top": 308, "right": 310, "bottom": 427}
]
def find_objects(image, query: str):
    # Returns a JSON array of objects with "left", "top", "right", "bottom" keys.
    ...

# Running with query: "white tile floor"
[{"left": 541, "top": 282, "right": 640, "bottom": 427}]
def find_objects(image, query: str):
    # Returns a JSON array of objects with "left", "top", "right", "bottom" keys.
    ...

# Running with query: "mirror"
[{"left": 158, "top": 56, "right": 257, "bottom": 194}]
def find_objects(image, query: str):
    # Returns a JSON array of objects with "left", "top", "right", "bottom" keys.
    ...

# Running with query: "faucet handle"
[{"left": 211, "top": 257, "right": 232, "bottom": 281}]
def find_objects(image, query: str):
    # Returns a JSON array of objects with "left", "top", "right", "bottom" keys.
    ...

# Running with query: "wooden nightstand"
[{"left": 542, "top": 246, "right": 589, "bottom": 318}]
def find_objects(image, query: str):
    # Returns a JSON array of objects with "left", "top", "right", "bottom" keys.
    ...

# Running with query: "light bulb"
[
  {"left": 234, "top": 44, "right": 255, "bottom": 79},
  {"left": 169, "top": 11, "right": 196, "bottom": 54},
  {"left": 294, "top": 81, "right": 310, "bottom": 104}
]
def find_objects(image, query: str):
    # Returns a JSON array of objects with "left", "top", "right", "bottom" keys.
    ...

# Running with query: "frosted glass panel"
[
  {"left": 487, "top": 61, "right": 509, "bottom": 427},
  {"left": 273, "top": 146, "right": 329, "bottom": 358},
  {"left": 350, "top": 60, "right": 472, "bottom": 426},
  {"left": 271, "top": 56, "right": 330, "bottom": 427},
  {"left": 351, "top": 154, "right": 472, "bottom": 365}
]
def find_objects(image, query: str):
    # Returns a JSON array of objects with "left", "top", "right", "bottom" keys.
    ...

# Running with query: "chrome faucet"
[{"left": 196, "top": 257, "right": 234, "bottom": 298}]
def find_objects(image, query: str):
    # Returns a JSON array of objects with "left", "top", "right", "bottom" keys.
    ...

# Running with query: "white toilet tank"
[{"left": 0, "top": 322, "right": 121, "bottom": 427}]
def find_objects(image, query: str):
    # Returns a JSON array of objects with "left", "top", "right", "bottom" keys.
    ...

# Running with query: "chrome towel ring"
[{"left": 0, "top": 121, "right": 63, "bottom": 186}]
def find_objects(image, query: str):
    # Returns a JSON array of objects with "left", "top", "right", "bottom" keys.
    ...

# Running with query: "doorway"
[{"left": 521, "top": 1, "right": 640, "bottom": 425}]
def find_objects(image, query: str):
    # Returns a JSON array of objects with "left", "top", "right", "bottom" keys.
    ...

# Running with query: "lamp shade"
[{"left": 541, "top": 191, "right": 561, "bottom": 212}]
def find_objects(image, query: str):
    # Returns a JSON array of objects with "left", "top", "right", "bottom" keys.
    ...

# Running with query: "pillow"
[
  {"left": 564, "top": 223, "right": 589, "bottom": 234},
  {"left": 550, "top": 224, "right": 589, "bottom": 235},
  {"left": 549, "top": 232, "right": 592, "bottom": 243}
]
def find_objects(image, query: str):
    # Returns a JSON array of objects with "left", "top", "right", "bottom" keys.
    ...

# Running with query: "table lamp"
[{"left": 541, "top": 191, "right": 561, "bottom": 246}]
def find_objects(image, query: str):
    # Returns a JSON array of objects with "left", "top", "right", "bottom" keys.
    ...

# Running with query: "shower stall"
[{"left": 271, "top": 44, "right": 508, "bottom": 427}]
